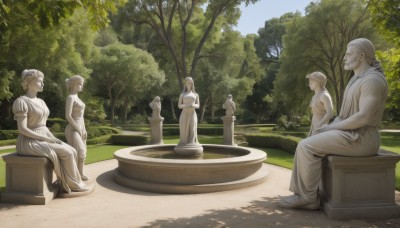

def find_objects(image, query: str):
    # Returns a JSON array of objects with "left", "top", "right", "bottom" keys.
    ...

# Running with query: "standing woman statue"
[
  {"left": 65, "top": 75, "right": 89, "bottom": 181},
  {"left": 177, "top": 77, "right": 201, "bottom": 146},
  {"left": 279, "top": 38, "right": 388, "bottom": 210},
  {"left": 13, "top": 69, "right": 88, "bottom": 193},
  {"left": 306, "top": 72, "right": 334, "bottom": 136}
]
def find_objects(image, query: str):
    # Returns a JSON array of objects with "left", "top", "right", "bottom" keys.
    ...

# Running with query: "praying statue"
[
  {"left": 223, "top": 94, "right": 236, "bottom": 117},
  {"left": 149, "top": 96, "right": 162, "bottom": 119}
]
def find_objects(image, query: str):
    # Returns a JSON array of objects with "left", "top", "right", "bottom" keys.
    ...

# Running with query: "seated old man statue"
[{"left": 278, "top": 38, "right": 388, "bottom": 209}]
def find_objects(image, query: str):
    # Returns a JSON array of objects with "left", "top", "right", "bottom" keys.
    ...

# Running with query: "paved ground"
[{"left": 0, "top": 159, "right": 399, "bottom": 228}]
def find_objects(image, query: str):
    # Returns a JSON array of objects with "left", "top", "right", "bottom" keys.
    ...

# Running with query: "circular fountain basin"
[{"left": 113, "top": 144, "right": 268, "bottom": 194}]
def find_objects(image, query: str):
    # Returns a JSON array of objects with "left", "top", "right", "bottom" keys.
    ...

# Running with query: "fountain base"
[
  {"left": 113, "top": 144, "right": 268, "bottom": 194},
  {"left": 174, "top": 144, "right": 204, "bottom": 157}
]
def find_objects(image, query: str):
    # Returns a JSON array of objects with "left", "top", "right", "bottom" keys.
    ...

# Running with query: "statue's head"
[
  {"left": 183, "top": 76, "right": 195, "bottom": 92},
  {"left": 21, "top": 69, "right": 44, "bottom": 91},
  {"left": 154, "top": 96, "right": 160, "bottom": 102},
  {"left": 347, "top": 38, "right": 376, "bottom": 67},
  {"left": 66, "top": 75, "right": 85, "bottom": 93},
  {"left": 227, "top": 94, "right": 233, "bottom": 99},
  {"left": 306, "top": 72, "right": 327, "bottom": 88}
]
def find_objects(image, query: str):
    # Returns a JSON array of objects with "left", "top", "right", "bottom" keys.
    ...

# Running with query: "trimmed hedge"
[
  {"left": 110, "top": 135, "right": 148, "bottom": 146},
  {"left": 0, "top": 139, "right": 17, "bottom": 146},
  {"left": 87, "top": 134, "right": 112, "bottom": 145},
  {"left": 245, "top": 134, "right": 302, "bottom": 154},
  {"left": 0, "top": 130, "right": 19, "bottom": 140}
]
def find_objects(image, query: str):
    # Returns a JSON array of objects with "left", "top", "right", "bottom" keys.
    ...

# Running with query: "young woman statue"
[
  {"left": 306, "top": 72, "right": 334, "bottom": 136},
  {"left": 65, "top": 75, "right": 89, "bottom": 181}
]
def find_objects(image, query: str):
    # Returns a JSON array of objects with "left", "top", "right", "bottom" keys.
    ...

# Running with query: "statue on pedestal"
[
  {"left": 222, "top": 94, "right": 236, "bottom": 146},
  {"left": 174, "top": 77, "right": 203, "bottom": 156},
  {"left": 148, "top": 96, "right": 164, "bottom": 144}
]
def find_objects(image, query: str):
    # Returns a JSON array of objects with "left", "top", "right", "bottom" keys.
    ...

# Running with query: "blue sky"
[{"left": 234, "top": 0, "right": 315, "bottom": 35}]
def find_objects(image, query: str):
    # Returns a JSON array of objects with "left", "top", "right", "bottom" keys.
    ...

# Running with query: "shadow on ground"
[
  {"left": 96, "top": 169, "right": 164, "bottom": 196},
  {"left": 143, "top": 197, "right": 400, "bottom": 228}
]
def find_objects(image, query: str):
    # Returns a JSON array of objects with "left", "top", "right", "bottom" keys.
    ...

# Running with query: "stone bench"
[
  {"left": 1, "top": 153, "right": 59, "bottom": 205},
  {"left": 320, "top": 148, "right": 400, "bottom": 219}
]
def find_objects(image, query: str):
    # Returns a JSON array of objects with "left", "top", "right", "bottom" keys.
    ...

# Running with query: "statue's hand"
[
  {"left": 82, "top": 129, "right": 87, "bottom": 140},
  {"left": 314, "top": 124, "right": 336, "bottom": 134},
  {"left": 44, "top": 137, "right": 62, "bottom": 144}
]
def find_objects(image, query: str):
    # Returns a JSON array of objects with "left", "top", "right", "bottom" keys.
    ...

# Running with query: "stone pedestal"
[
  {"left": 148, "top": 117, "right": 164, "bottom": 144},
  {"left": 221, "top": 116, "right": 236, "bottom": 146},
  {"left": 320, "top": 149, "right": 400, "bottom": 219},
  {"left": 174, "top": 144, "right": 203, "bottom": 157},
  {"left": 1, "top": 153, "right": 59, "bottom": 205}
]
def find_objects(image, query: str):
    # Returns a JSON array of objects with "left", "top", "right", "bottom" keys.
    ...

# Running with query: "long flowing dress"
[
  {"left": 289, "top": 67, "right": 388, "bottom": 202},
  {"left": 178, "top": 92, "right": 199, "bottom": 145},
  {"left": 65, "top": 95, "right": 86, "bottom": 160},
  {"left": 13, "top": 96, "right": 85, "bottom": 193},
  {"left": 308, "top": 89, "right": 332, "bottom": 136}
]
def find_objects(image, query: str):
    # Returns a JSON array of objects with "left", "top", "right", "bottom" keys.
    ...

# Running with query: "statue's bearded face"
[{"left": 343, "top": 45, "right": 361, "bottom": 71}]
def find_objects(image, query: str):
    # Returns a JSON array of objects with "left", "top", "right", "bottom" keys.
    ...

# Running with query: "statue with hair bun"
[
  {"left": 65, "top": 75, "right": 89, "bottom": 181},
  {"left": 12, "top": 69, "right": 88, "bottom": 193},
  {"left": 305, "top": 72, "right": 334, "bottom": 136}
]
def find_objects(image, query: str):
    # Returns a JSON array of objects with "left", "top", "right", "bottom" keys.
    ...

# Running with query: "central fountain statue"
[{"left": 174, "top": 76, "right": 204, "bottom": 156}]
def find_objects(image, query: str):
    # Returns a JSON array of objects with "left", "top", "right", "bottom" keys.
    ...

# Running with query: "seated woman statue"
[
  {"left": 279, "top": 38, "right": 388, "bottom": 209},
  {"left": 306, "top": 72, "right": 334, "bottom": 136},
  {"left": 13, "top": 69, "right": 88, "bottom": 193},
  {"left": 65, "top": 75, "right": 89, "bottom": 181}
]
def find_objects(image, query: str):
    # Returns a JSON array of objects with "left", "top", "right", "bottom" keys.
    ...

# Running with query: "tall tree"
[
  {"left": 90, "top": 43, "right": 165, "bottom": 124},
  {"left": 248, "top": 13, "right": 300, "bottom": 123},
  {"left": 117, "top": 0, "right": 259, "bottom": 90},
  {"left": 274, "top": 0, "right": 376, "bottom": 116},
  {"left": 367, "top": 0, "right": 400, "bottom": 120}
]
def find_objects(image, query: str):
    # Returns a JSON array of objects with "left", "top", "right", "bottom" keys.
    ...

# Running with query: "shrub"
[
  {"left": 245, "top": 134, "right": 302, "bottom": 154},
  {"left": 0, "top": 139, "right": 17, "bottom": 146},
  {"left": 87, "top": 135, "right": 112, "bottom": 145},
  {"left": 0, "top": 130, "right": 19, "bottom": 140},
  {"left": 110, "top": 135, "right": 148, "bottom": 145},
  {"left": 47, "top": 118, "right": 67, "bottom": 128},
  {"left": 87, "top": 126, "right": 121, "bottom": 138}
]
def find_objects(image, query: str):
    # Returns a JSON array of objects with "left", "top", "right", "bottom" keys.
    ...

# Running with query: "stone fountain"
[{"left": 113, "top": 78, "right": 268, "bottom": 194}]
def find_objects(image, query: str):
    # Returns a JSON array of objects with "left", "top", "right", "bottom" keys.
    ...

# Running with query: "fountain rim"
[{"left": 113, "top": 144, "right": 266, "bottom": 167}]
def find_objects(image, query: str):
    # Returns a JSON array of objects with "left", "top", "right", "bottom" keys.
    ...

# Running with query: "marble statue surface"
[
  {"left": 65, "top": 75, "right": 89, "bottom": 181},
  {"left": 306, "top": 72, "right": 334, "bottom": 136},
  {"left": 13, "top": 69, "right": 88, "bottom": 193}
]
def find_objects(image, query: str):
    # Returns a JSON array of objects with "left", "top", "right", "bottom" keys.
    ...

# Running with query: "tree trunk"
[
  {"left": 122, "top": 99, "right": 130, "bottom": 123},
  {"left": 170, "top": 98, "right": 177, "bottom": 121},
  {"left": 199, "top": 96, "right": 210, "bottom": 123},
  {"left": 110, "top": 98, "right": 115, "bottom": 124}
]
